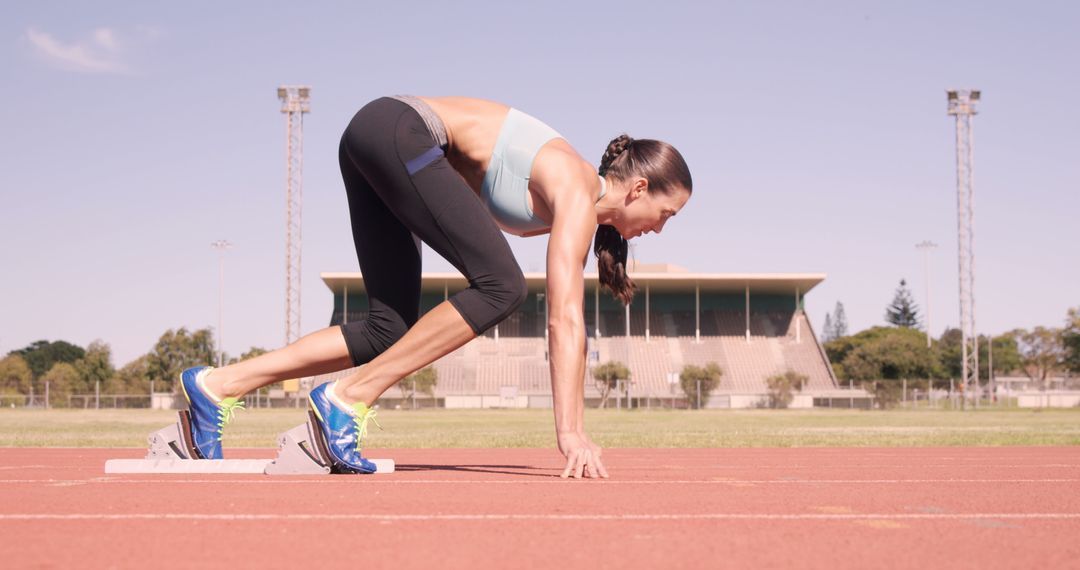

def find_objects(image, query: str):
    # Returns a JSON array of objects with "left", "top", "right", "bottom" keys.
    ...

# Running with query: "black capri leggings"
[{"left": 337, "top": 97, "right": 527, "bottom": 366}]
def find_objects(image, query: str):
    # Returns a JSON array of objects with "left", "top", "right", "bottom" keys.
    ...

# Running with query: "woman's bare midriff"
[
  {"left": 417, "top": 96, "right": 597, "bottom": 234},
  {"left": 416, "top": 96, "right": 510, "bottom": 194}
]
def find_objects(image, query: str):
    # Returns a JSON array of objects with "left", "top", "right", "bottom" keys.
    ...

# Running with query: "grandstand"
[{"left": 316, "top": 263, "right": 843, "bottom": 408}]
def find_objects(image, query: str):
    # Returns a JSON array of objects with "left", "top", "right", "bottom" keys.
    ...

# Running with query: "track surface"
[{"left": 1, "top": 447, "right": 1078, "bottom": 569}]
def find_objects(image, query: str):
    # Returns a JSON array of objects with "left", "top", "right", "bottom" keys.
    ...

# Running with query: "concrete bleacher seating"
[
  {"left": 781, "top": 317, "right": 837, "bottom": 391},
  {"left": 314, "top": 308, "right": 837, "bottom": 401},
  {"left": 442, "top": 310, "right": 834, "bottom": 397}
]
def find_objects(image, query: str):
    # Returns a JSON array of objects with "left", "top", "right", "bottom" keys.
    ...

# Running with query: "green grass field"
[{"left": 2, "top": 407, "right": 1079, "bottom": 448}]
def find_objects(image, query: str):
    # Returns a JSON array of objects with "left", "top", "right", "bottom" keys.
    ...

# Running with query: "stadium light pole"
[
  {"left": 915, "top": 241, "right": 938, "bottom": 348},
  {"left": 947, "top": 89, "right": 980, "bottom": 409},
  {"left": 278, "top": 85, "right": 311, "bottom": 348},
  {"left": 211, "top": 240, "right": 233, "bottom": 366}
]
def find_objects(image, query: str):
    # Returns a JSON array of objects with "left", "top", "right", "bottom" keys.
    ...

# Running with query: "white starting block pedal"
[
  {"left": 104, "top": 410, "right": 394, "bottom": 475},
  {"left": 264, "top": 411, "right": 394, "bottom": 474}
]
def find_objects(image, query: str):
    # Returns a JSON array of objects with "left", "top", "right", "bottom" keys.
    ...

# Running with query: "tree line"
[
  {"left": 0, "top": 328, "right": 266, "bottom": 407},
  {"left": 821, "top": 280, "right": 1080, "bottom": 405},
  {"left": 3, "top": 281, "right": 1076, "bottom": 409}
]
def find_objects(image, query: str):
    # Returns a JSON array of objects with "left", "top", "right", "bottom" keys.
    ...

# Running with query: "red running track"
[{"left": 1, "top": 447, "right": 1078, "bottom": 569}]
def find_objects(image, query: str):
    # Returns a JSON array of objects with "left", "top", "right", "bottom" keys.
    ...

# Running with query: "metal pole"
[
  {"left": 95, "top": 380, "right": 100, "bottom": 409},
  {"left": 969, "top": 114, "right": 979, "bottom": 411},
  {"left": 988, "top": 335, "right": 994, "bottom": 404},
  {"left": 696, "top": 379, "right": 701, "bottom": 410},
  {"left": 594, "top": 283, "right": 600, "bottom": 339},
  {"left": 279, "top": 86, "right": 311, "bottom": 348},
  {"left": 210, "top": 240, "right": 232, "bottom": 366},
  {"left": 219, "top": 246, "right": 224, "bottom": 364},
  {"left": 925, "top": 243, "right": 932, "bottom": 347},
  {"left": 745, "top": 284, "right": 750, "bottom": 342},
  {"left": 947, "top": 89, "right": 980, "bottom": 410},
  {"left": 694, "top": 283, "right": 700, "bottom": 343},
  {"left": 916, "top": 241, "right": 938, "bottom": 348},
  {"left": 543, "top": 291, "right": 549, "bottom": 344},
  {"left": 795, "top": 288, "right": 801, "bottom": 343},
  {"left": 645, "top": 282, "right": 650, "bottom": 343},
  {"left": 974, "top": 334, "right": 980, "bottom": 410}
]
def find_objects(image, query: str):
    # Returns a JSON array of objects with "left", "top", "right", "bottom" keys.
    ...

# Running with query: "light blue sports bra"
[{"left": 481, "top": 108, "right": 606, "bottom": 236}]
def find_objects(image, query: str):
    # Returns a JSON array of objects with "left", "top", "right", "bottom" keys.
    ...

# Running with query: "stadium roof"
[{"left": 321, "top": 264, "right": 825, "bottom": 296}]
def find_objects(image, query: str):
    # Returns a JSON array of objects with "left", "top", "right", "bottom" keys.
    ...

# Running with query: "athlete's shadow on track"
[{"left": 395, "top": 464, "right": 560, "bottom": 478}]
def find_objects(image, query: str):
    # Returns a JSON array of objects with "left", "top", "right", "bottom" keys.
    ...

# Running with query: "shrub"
[
  {"left": 680, "top": 363, "right": 723, "bottom": 409},
  {"left": 592, "top": 361, "right": 630, "bottom": 408},
  {"left": 765, "top": 370, "right": 808, "bottom": 409}
]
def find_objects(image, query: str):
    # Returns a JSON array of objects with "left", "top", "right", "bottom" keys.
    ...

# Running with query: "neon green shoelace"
[
  {"left": 216, "top": 397, "right": 246, "bottom": 439},
  {"left": 351, "top": 403, "right": 383, "bottom": 451}
]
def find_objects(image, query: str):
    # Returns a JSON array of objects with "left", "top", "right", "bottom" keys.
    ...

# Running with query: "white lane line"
[
  {"left": 1, "top": 478, "right": 1079, "bottom": 485},
  {"left": 641, "top": 464, "right": 1080, "bottom": 469},
  {"left": 5, "top": 463, "right": 1078, "bottom": 470},
  {"left": 0, "top": 513, "right": 1078, "bottom": 522}
]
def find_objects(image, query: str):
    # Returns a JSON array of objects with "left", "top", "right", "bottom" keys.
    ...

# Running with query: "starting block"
[
  {"left": 264, "top": 411, "right": 393, "bottom": 474},
  {"left": 104, "top": 410, "right": 394, "bottom": 475}
]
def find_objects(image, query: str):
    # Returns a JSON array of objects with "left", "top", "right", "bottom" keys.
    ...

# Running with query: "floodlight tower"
[
  {"left": 946, "top": 89, "right": 980, "bottom": 407},
  {"left": 278, "top": 85, "right": 310, "bottom": 346}
]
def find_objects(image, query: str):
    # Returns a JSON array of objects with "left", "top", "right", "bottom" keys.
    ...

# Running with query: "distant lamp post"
[
  {"left": 210, "top": 240, "right": 233, "bottom": 366},
  {"left": 915, "top": 240, "right": 938, "bottom": 348}
]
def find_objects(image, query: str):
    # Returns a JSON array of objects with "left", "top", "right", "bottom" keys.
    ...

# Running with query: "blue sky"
[{"left": 2, "top": 1, "right": 1077, "bottom": 366}]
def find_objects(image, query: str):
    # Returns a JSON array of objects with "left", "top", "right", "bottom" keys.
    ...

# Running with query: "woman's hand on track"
[{"left": 557, "top": 432, "right": 609, "bottom": 479}]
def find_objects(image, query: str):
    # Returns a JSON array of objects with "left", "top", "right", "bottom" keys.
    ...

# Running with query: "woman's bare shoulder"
[
  {"left": 531, "top": 141, "right": 601, "bottom": 232},
  {"left": 535, "top": 140, "right": 597, "bottom": 192}
]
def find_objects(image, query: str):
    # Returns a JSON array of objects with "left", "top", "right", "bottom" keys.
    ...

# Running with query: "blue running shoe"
[
  {"left": 179, "top": 366, "right": 245, "bottom": 460},
  {"left": 308, "top": 382, "right": 380, "bottom": 474}
]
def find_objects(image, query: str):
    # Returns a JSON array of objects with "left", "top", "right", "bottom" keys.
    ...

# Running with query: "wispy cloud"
[{"left": 26, "top": 27, "right": 130, "bottom": 74}]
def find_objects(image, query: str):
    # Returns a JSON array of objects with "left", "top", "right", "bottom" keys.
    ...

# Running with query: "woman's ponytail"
[{"left": 594, "top": 134, "right": 637, "bottom": 305}]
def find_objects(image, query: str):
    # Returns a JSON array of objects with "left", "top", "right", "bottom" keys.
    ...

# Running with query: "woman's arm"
[
  {"left": 544, "top": 169, "right": 609, "bottom": 479},
  {"left": 545, "top": 218, "right": 587, "bottom": 436}
]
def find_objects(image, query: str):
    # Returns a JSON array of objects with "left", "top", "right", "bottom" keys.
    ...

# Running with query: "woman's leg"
[
  {"left": 334, "top": 98, "right": 526, "bottom": 405},
  {"left": 203, "top": 104, "right": 428, "bottom": 400},
  {"left": 203, "top": 327, "right": 353, "bottom": 399},
  {"left": 338, "top": 300, "right": 474, "bottom": 403},
  {"left": 204, "top": 97, "right": 526, "bottom": 405}
]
